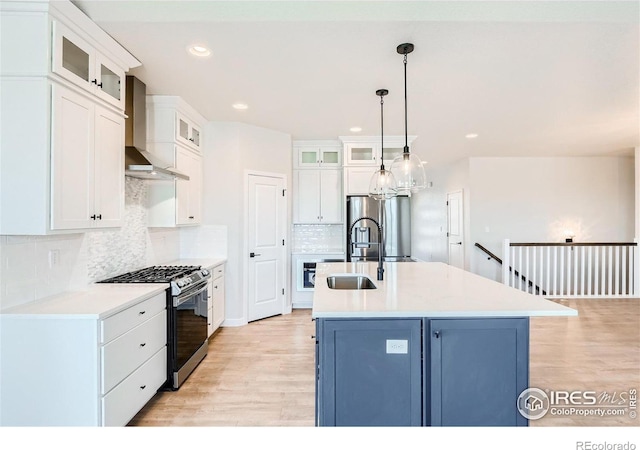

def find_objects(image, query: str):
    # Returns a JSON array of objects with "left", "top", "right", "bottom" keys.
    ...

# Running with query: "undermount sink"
[{"left": 326, "top": 275, "right": 377, "bottom": 290}]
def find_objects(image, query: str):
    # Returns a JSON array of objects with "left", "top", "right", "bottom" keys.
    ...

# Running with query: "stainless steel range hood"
[{"left": 124, "top": 76, "right": 189, "bottom": 181}]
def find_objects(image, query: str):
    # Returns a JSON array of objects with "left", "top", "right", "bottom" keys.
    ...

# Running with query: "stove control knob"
[
  {"left": 177, "top": 280, "right": 185, "bottom": 287},
  {"left": 201, "top": 269, "right": 209, "bottom": 276},
  {"left": 186, "top": 277, "right": 192, "bottom": 284}
]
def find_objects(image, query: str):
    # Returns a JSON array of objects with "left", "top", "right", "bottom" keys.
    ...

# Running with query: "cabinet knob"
[
  {"left": 97, "top": 214, "right": 102, "bottom": 220},
  {"left": 189, "top": 138, "right": 194, "bottom": 142},
  {"left": 189, "top": 216, "right": 195, "bottom": 219},
  {"left": 140, "top": 342, "right": 146, "bottom": 347},
  {"left": 90, "top": 214, "right": 96, "bottom": 220},
  {"left": 434, "top": 331, "right": 441, "bottom": 339},
  {"left": 140, "top": 385, "right": 146, "bottom": 390},
  {"left": 139, "top": 310, "right": 146, "bottom": 315},
  {"left": 91, "top": 79, "right": 103, "bottom": 88}
]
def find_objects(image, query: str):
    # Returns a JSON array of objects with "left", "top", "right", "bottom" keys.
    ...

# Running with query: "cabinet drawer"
[
  {"left": 102, "top": 310, "right": 167, "bottom": 394},
  {"left": 212, "top": 264, "right": 225, "bottom": 280},
  {"left": 101, "top": 291, "right": 166, "bottom": 343},
  {"left": 102, "top": 347, "right": 167, "bottom": 426}
]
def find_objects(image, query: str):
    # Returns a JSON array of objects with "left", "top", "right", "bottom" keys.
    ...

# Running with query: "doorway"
[
  {"left": 245, "top": 172, "right": 287, "bottom": 322},
  {"left": 447, "top": 190, "right": 464, "bottom": 270}
]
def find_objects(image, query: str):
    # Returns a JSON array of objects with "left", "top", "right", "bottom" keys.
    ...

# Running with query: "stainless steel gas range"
[{"left": 99, "top": 265, "right": 211, "bottom": 390}]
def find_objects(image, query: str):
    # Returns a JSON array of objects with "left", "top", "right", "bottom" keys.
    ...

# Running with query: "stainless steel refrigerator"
[{"left": 346, "top": 195, "right": 412, "bottom": 262}]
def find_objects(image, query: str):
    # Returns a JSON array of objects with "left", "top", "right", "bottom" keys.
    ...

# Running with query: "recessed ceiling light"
[
  {"left": 188, "top": 45, "right": 210, "bottom": 57},
  {"left": 350, "top": 127, "right": 362, "bottom": 132},
  {"left": 232, "top": 103, "right": 248, "bottom": 110},
  {"left": 466, "top": 133, "right": 479, "bottom": 139}
]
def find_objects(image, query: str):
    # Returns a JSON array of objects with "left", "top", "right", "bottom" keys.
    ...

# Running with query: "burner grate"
[{"left": 99, "top": 265, "right": 201, "bottom": 283}]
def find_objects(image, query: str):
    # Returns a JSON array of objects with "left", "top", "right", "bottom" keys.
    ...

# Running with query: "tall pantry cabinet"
[{"left": 0, "top": 0, "right": 140, "bottom": 235}]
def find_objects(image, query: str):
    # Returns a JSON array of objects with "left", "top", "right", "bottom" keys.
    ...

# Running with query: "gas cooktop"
[{"left": 99, "top": 265, "right": 202, "bottom": 283}]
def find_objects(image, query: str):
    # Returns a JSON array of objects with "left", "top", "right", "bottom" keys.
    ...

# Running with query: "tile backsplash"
[
  {"left": 292, "top": 224, "right": 344, "bottom": 253},
  {"left": 0, "top": 177, "right": 182, "bottom": 310}
]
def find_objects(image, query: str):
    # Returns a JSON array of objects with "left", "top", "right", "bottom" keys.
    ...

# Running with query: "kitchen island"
[{"left": 311, "top": 261, "right": 577, "bottom": 427}]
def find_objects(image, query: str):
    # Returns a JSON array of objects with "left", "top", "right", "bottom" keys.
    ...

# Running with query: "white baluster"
[
  {"left": 553, "top": 246, "right": 558, "bottom": 296},
  {"left": 615, "top": 246, "right": 620, "bottom": 296},
  {"left": 580, "top": 246, "right": 585, "bottom": 296},
  {"left": 622, "top": 246, "right": 627, "bottom": 295},
  {"left": 595, "top": 247, "right": 600, "bottom": 296},
  {"left": 502, "top": 239, "right": 510, "bottom": 286},
  {"left": 587, "top": 246, "right": 593, "bottom": 296},
  {"left": 607, "top": 246, "right": 613, "bottom": 297}
]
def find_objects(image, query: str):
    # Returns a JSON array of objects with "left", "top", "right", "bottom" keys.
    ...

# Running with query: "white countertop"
[
  {"left": 165, "top": 258, "right": 227, "bottom": 268},
  {"left": 311, "top": 261, "right": 578, "bottom": 318},
  {"left": 0, "top": 284, "right": 168, "bottom": 319}
]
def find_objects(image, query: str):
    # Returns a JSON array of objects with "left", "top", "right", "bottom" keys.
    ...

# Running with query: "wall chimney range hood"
[{"left": 124, "top": 76, "right": 189, "bottom": 181}]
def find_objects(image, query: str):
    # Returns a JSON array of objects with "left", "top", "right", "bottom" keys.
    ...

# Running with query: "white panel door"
[
  {"left": 447, "top": 190, "right": 464, "bottom": 270},
  {"left": 247, "top": 174, "right": 286, "bottom": 322},
  {"left": 51, "top": 84, "right": 94, "bottom": 230}
]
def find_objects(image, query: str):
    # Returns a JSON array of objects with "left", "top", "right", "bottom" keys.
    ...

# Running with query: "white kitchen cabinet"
[
  {"left": 0, "top": 1, "right": 139, "bottom": 235},
  {"left": 176, "top": 147, "right": 203, "bottom": 225},
  {"left": 147, "top": 96, "right": 206, "bottom": 153},
  {"left": 0, "top": 290, "right": 167, "bottom": 426},
  {"left": 146, "top": 95, "right": 205, "bottom": 227},
  {"left": 206, "top": 263, "right": 226, "bottom": 337},
  {"left": 52, "top": 20, "right": 125, "bottom": 109},
  {"left": 293, "top": 140, "right": 342, "bottom": 168},
  {"left": 176, "top": 111, "right": 202, "bottom": 151},
  {"left": 211, "top": 263, "right": 226, "bottom": 334},
  {"left": 343, "top": 166, "right": 376, "bottom": 196},
  {"left": 340, "top": 136, "right": 416, "bottom": 166},
  {"left": 293, "top": 169, "right": 342, "bottom": 224},
  {"left": 147, "top": 143, "right": 203, "bottom": 227},
  {"left": 51, "top": 83, "right": 124, "bottom": 230}
]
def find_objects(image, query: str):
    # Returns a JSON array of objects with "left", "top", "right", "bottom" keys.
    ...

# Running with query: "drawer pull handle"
[
  {"left": 140, "top": 385, "right": 146, "bottom": 390},
  {"left": 139, "top": 311, "right": 146, "bottom": 315},
  {"left": 214, "top": 285, "right": 218, "bottom": 289},
  {"left": 140, "top": 342, "right": 146, "bottom": 347}
]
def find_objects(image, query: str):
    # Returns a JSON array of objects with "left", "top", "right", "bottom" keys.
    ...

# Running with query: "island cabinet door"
[
  {"left": 427, "top": 318, "right": 529, "bottom": 426},
  {"left": 316, "top": 318, "right": 422, "bottom": 426}
]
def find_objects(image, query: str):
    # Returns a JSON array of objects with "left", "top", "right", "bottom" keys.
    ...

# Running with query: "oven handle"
[{"left": 173, "top": 278, "right": 211, "bottom": 307}]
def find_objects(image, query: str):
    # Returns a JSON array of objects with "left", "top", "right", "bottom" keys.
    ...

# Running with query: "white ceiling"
[{"left": 72, "top": 0, "right": 639, "bottom": 167}]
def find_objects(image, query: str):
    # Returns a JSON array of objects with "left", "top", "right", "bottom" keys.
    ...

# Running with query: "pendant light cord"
[
  {"left": 403, "top": 52, "right": 409, "bottom": 154},
  {"left": 380, "top": 94, "right": 385, "bottom": 170}
]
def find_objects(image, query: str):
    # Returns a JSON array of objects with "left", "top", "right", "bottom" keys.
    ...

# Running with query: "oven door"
[{"left": 168, "top": 279, "right": 210, "bottom": 389}]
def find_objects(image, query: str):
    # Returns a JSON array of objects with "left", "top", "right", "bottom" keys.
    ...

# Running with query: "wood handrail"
[
  {"left": 475, "top": 242, "right": 546, "bottom": 296},
  {"left": 475, "top": 243, "right": 502, "bottom": 264},
  {"left": 509, "top": 242, "right": 637, "bottom": 247}
]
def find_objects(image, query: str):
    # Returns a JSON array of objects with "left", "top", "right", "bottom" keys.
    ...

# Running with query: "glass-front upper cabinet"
[
  {"left": 52, "top": 21, "right": 125, "bottom": 110},
  {"left": 176, "top": 112, "right": 202, "bottom": 152},
  {"left": 344, "top": 143, "right": 378, "bottom": 166},
  {"left": 294, "top": 142, "right": 342, "bottom": 168},
  {"left": 341, "top": 136, "right": 417, "bottom": 166},
  {"left": 382, "top": 146, "right": 404, "bottom": 165}
]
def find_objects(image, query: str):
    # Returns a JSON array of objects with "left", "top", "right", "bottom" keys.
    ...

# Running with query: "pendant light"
[
  {"left": 368, "top": 89, "right": 398, "bottom": 200},
  {"left": 390, "top": 42, "right": 427, "bottom": 194}
]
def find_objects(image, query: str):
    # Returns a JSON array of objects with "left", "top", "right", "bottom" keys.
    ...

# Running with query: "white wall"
[
  {"left": 468, "top": 156, "right": 635, "bottom": 281},
  {"left": 411, "top": 158, "right": 470, "bottom": 267},
  {"left": 202, "top": 121, "right": 292, "bottom": 326},
  {"left": 0, "top": 178, "right": 181, "bottom": 310}
]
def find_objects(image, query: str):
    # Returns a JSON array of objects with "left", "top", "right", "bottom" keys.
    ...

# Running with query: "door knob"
[{"left": 250, "top": 252, "right": 261, "bottom": 258}]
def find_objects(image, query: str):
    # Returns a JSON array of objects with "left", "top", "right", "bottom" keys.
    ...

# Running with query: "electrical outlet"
[
  {"left": 48, "top": 249, "right": 60, "bottom": 268},
  {"left": 386, "top": 339, "right": 408, "bottom": 354}
]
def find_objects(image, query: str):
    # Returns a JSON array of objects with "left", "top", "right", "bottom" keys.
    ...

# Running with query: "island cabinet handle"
[
  {"left": 140, "top": 385, "right": 146, "bottom": 390},
  {"left": 140, "top": 342, "right": 146, "bottom": 347},
  {"left": 138, "top": 310, "right": 146, "bottom": 315},
  {"left": 434, "top": 330, "right": 441, "bottom": 339}
]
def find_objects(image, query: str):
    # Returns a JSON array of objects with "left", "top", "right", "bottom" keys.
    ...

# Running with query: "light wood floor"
[{"left": 129, "top": 299, "right": 639, "bottom": 427}]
